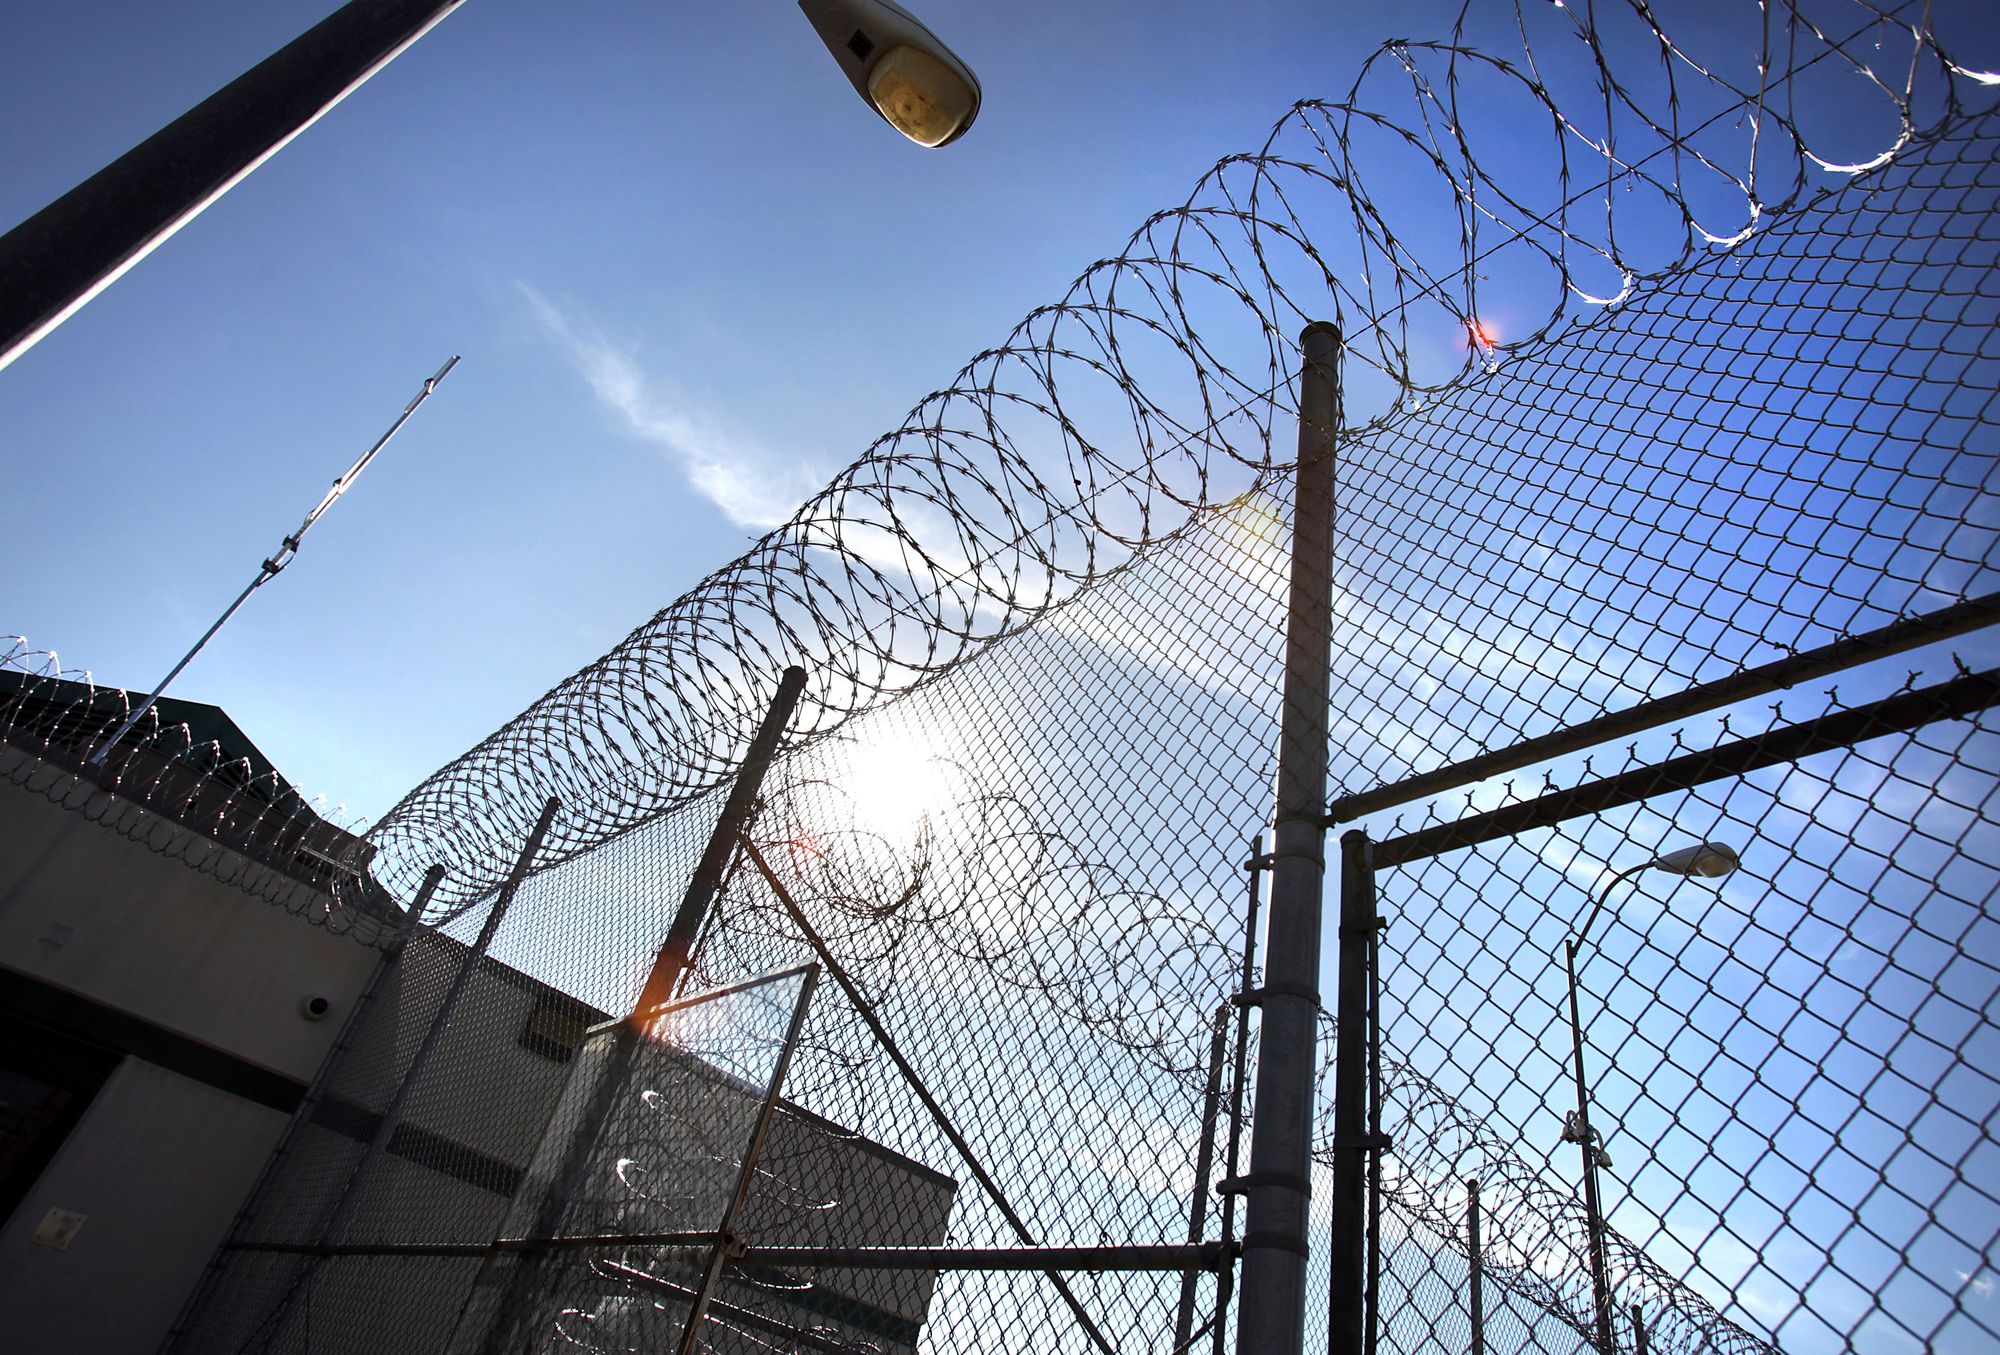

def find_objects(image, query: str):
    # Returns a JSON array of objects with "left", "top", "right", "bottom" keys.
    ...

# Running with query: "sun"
[{"left": 842, "top": 730, "right": 954, "bottom": 841}]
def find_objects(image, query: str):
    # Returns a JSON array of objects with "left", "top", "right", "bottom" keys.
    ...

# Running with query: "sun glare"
[
  {"left": 1219, "top": 492, "right": 1287, "bottom": 584},
  {"left": 842, "top": 731, "right": 954, "bottom": 840}
]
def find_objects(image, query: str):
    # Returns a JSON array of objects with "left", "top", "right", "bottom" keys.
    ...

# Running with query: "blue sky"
[
  {"left": 16, "top": 7, "right": 1991, "bottom": 1350},
  {"left": 6, "top": 1, "right": 1996, "bottom": 827},
  {"left": 0, "top": 0, "right": 1495, "bottom": 822}
]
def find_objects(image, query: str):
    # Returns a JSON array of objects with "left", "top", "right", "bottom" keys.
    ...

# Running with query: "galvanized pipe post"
[
  {"left": 1328, "top": 828, "right": 1376, "bottom": 1355},
  {"left": 1467, "top": 1178, "right": 1486, "bottom": 1355},
  {"left": 352, "top": 797, "right": 558, "bottom": 1210},
  {"left": 1213, "top": 833, "right": 1267, "bottom": 1355},
  {"left": 1175, "top": 1002, "right": 1232, "bottom": 1352},
  {"left": 308, "top": 862, "right": 450, "bottom": 1248},
  {"left": 1236, "top": 320, "right": 1341, "bottom": 1355}
]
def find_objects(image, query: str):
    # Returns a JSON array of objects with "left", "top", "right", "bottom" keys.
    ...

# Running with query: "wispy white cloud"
[{"left": 515, "top": 282, "right": 821, "bottom": 530}]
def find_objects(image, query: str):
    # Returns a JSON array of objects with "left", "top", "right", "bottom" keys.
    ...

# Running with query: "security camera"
[{"left": 300, "top": 995, "right": 334, "bottom": 1022}]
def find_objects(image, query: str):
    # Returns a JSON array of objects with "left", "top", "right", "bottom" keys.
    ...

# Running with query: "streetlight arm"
[
  {"left": 1571, "top": 858, "right": 1656, "bottom": 956},
  {"left": 0, "top": 0, "right": 465, "bottom": 374},
  {"left": 1559, "top": 842, "right": 1738, "bottom": 1355},
  {"left": 0, "top": 0, "right": 982, "bottom": 372},
  {"left": 1565, "top": 863, "right": 1651, "bottom": 1355}
]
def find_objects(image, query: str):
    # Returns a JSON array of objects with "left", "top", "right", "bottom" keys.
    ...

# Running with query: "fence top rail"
[
  {"left": 1371, "top": 666, "right": 2000, "bottom": 869},
  {"left": 1329, "top": 591, "right": 2000, "bottom": 826}
]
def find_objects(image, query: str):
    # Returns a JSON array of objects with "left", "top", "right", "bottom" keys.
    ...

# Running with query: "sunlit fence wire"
[{"left": 147, "top": 4, "right": 2000, "bottom": 1353}]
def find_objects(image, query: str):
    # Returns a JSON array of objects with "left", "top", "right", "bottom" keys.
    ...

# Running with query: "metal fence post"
[
  {"left": 217, "top": 801, "right": 555, "bottom": 1351},
  {"left": 305, "top": 862, "right": 450, "bottom": 1248},
  {"left": 1214, "top": 833, "right": 1267, "bottom": 1355},
  {"left": 1467, "top": 1178, "right": 1485, "bottom": 1355},
  {"left": 1236, "top": 320, "right": 1340, "bottom": 1355},
  {"left": 482, "top": 667, "right": 808, "bottom": 1349},
  {"left": 633, "top": 664, "right": 808, "bottom": 1018},
  {"left": 1176, "top": 1002, "right": 1231, "bottom": 1352},
  {"left": 161, "top": 862, "right": 446, "bottom": 1349},
  {"left": 325, "top": 797, "right": 557, "bottom": 1241},
  {"left": 1329, "top": 827, "right": 1375, "bottom": 1355}
]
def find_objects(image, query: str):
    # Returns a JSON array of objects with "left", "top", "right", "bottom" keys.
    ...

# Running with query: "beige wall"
[
  {"left": 0, "top": 778, "right": 381, "bottom": 1080},
  {"left": 0, "top": 772, "right": 383, "bottom": 1353},
  {"left": 0, "top": 1059, "right": 290, "bottom": 1355}
]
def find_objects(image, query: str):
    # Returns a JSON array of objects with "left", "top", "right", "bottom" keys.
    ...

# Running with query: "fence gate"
[{"left": 1326, "top": 660, "right": 2000, "bottom": 1355}]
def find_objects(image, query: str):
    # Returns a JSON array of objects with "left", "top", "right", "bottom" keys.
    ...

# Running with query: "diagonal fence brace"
[{"left": 737, "top": 834, "right": 1122, "bottom": 1355}]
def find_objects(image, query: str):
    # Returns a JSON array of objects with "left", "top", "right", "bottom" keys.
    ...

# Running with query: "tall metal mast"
[{"left": 90, "top": 355, "right": 459, "bottom": 764}]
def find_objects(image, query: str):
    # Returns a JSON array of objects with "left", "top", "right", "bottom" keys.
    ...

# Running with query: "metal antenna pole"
[
  {"left": 90, "top": 355, "right": 458, "bottom": 765},
  {"left": 1236, "top": 320, "right": 1341, "bottom": 1355}
]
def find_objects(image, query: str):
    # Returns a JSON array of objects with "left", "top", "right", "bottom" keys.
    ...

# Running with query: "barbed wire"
[
  {"left": 364, "top": 1, "right": 1997, "bottom": 917},
  {"left": 0, "top": 637, "right": 393, "bottom": 941},
  {"left": 91, "top": 5, "right": 2000, "bottom": 1352}
]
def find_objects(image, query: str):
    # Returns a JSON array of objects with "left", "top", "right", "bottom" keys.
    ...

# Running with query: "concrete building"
[
  {"left": 0, "top": 670, "right": 389, "bottom": 1352},
  {"left": 0, "top": 671, "right": 955, "bottom": 1354}
]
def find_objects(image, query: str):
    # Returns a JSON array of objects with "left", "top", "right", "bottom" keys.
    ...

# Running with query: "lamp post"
[
  {"left": 0, "top": 0, "right": 980, "bottom": 374},
  {"left": 1562, "top": 840, "right": 1741, "bottom": 1354}
]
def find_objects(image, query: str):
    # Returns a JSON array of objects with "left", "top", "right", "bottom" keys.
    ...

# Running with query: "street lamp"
[
  {"left": 1561, "top": 840, "right": 1741, "bottom": 1355},
  {"left": 801, "top": 0, "right": 982, "bottom": 148},
  {"left": 0, "top": 0, "right": 981, "bottom": 374}
]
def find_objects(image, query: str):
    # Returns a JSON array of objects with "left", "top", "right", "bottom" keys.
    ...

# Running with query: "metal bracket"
[
  {"left": 1324, "top": 1133, "right": 1394, "bottom": 1152},
  {"left": 1260, "top": 843, "right": 1326, "bottom": 867},
  {"left": 1338, "top": 913, "right": 1389, "bottom": 939},
  {"left": 1239, "top": 1228, "right": 1312, "bottom": 1258},
  {"left": 1232, "top": 982, "right": 1320, "bottom": 1008},
  {"left": 1216, "top": 1170, "right": 1313, "bottom": 1197}
]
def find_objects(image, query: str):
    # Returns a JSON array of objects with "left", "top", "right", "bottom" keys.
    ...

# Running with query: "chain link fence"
[
  {"left": 1345, "top": 668, "right": 1997, "bottom": 1355},
  {"left": 153, "top": 5, "right": 1998, "bottom": 1353}
]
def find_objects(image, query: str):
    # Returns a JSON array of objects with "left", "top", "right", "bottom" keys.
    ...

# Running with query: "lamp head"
[
  {"left": 799, "top": 0, "right": 982, "bottom": 147},
  {"left": 1652, "top": 841, "right": 1741, "bottom": 879}
]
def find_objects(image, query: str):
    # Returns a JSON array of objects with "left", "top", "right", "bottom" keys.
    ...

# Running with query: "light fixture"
[
  {"left": 1651, "top": 841, "right": 1741, "bottom": 879},
  {"left": 799, "top": 0, "right": 983, "bottom": 147}
]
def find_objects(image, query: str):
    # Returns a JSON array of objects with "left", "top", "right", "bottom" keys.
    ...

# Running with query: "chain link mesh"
[{"left": 130, "top": 4, "right": 2000, "bottom": 1352}]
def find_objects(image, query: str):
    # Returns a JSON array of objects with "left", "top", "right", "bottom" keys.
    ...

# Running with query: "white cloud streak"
[{"left": 516, "top": 282, "right": 820, "bottom": 531}]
